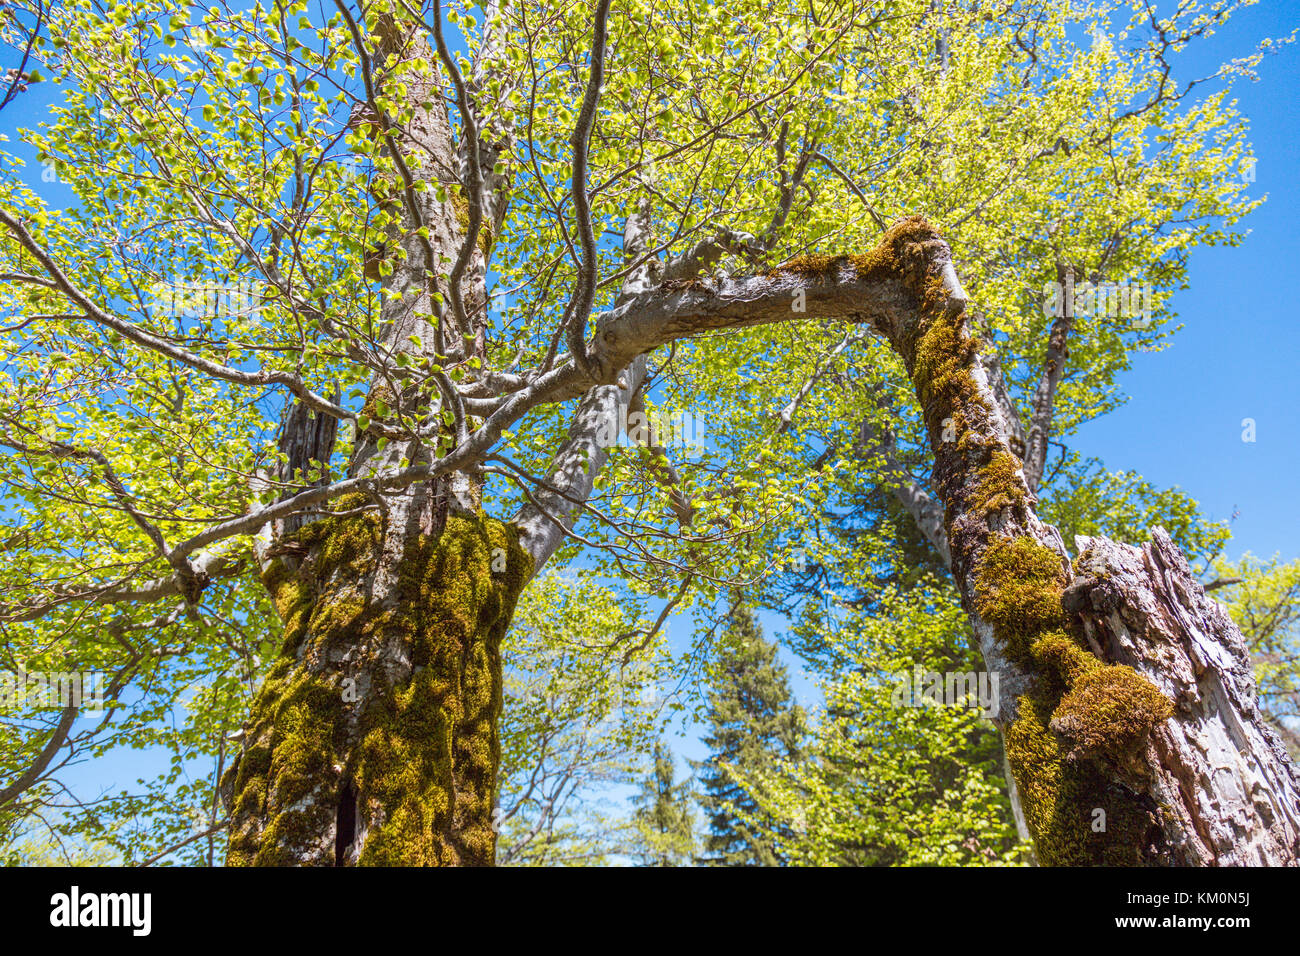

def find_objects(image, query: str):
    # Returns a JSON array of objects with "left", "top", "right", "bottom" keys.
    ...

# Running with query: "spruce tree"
[
  {"left": 698, "top": 605, "right": 804, "bottom": 865},
  {"left": 628, "top": 742, "right": 695, "bottom": 866}
]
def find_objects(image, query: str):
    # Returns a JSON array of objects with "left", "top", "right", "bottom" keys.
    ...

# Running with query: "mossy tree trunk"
[
  {"left": 224, "top": 486, "right": 530, "bottom": 866},
  {"left": 874, "top": 221, "right": 1300, "bottom": 864},
  {"left": 224, "top": 17, "right": 527, "bottom": 865}
]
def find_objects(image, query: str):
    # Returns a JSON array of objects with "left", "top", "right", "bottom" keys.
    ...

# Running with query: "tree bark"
[
  {"left": 871, "top": 218, "right": 1300, "bottom": 864},
  {"left": 224, "top": 490, "right": 531, "bottom": 866},
  {"left": 1066, "top": 530, "right": 1300, "bottom": 864},
  {"left": 223, "top": 17, "right": 530, "bottom": 865},
  {"left": 1022, "top": 261, "right": 1075, "bottom": 495}
]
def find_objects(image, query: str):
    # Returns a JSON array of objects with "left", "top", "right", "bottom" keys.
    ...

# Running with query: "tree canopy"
[{"left": 0, "top": 0, "right": 1295, "bottom": 865}]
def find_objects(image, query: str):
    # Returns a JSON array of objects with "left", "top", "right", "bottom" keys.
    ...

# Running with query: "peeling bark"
[{"left": 1066, "top": 530, "right": 1300, "bottom": 864}]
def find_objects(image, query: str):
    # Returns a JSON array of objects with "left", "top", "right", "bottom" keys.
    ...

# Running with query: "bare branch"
[
  {"left": 1023, "top": 260, "right": 1075, "bottom": 493},
  {"left": 561, "top": 0, "right": 613, "bottom": 377},
  {"left": 0, "top": 701, "right": 78, "bottom": 809}
]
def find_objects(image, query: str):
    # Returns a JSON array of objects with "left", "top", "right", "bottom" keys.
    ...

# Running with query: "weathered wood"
[
  {"left": 1067, "top": 529, "right": 1300, "bottom": 864},
  {"left": 871, "top": 218, "right": 1300, "bottom": 865}
]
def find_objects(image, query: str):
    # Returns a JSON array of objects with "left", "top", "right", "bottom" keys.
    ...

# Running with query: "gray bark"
[
  {"left": 1067, "top": 529, "right": 1300, "bottom": 864},
  {"left": 1022, "top": 262, "right": 1075, "bottom": 494}
]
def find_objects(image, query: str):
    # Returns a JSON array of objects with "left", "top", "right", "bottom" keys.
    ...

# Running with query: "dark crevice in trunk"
[{"left": 335, "top": 779, "right": 357, "bottom": 866}]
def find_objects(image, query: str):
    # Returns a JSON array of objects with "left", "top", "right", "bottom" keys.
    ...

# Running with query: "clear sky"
[
  {"left": 1068, "top": 0, "right": 1300, "bottom": 564},
  {"left": 3, "top": 0, "right": 1298, "bottom": 856}
]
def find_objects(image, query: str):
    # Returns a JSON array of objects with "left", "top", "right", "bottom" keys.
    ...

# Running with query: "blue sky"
[
  {"left": 1069, "top": 0, "right": 1300, "bottom": 564},
  {"left": 3, "top": 1, "right": 1298, "bottom": 857}
]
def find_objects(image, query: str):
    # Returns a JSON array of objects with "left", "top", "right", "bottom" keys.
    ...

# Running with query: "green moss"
[
  {"left": 309, "top": 514, "right": 382, "bottom": 582},
  {"left": 357, "top": 389, "right": 394, "bottom": 439},
  {"left": 258, "top": 500, "right": 383, "bottom": 657},
  {"left": 973, "top": 536, "right": 1069, "bottom": 662},
  {"left": 770, "top": 253, "right": 841, "bottom": 277},
  {"left": 353, "top": 670, "right": 456, "bottom": 865},
  {"left": 353, "top": 514, "right": 530, "bottom": 866},
  {"left": 910, "top": 301, "right": 980, "bottom": 408},
  {"left": 450, "top": 188, "right": 492, "bottom": 258},
  {"left": 224, "top": 660, "right": 346, "bottom": 866},
  {"left": 1052, "top": 665, "right": 1173, "bottom": 762},
  {"left": 223, "top": 739, "right": 271, "bottom": 843},
  {"left": 870, "top": 213, "right": 1175, "bottom": 864},
  {"left": 848, "top": 215, "right": 946, "bottom": 282},
  {"left": 1029, "top": 630, "right": 1099, "bottom": 690},
  {"left": 260, "top": 558, "right": 301, "bottom": 620},
  {"left": 973, "top": 534, "right": 1173, "bottom": 863},
  {"left": 306, "top": 593, "right": 367, "bottom": 647},
  {"left": 259, "top": 559, "right": 314, "bottom": 651},
  {"left": 972, "top": 448, "right": 1028, "bottom": 515},
  {"left": 231, "top": 509, "right": 532, "bottom": 867},
  {"left": 899, "top": 297, "right": 995, "bottom": 459},
  {"left": 976, "top": 540, "right": 1173, "bottom": 864},
  {"left": 1005, "top": 691, "right": 1160, "bottom": 866},
  {"left": 452, "top": 189, "right": 470, "bottom": 233},
  {"left": 1005, "top": 624, "right": 1171, "bottom": 864},
  {"left": 771, "top": 217, "right": 947, "bottom": 286}
]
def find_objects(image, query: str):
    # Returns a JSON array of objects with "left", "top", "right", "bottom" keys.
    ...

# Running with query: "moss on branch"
[{"left": 874, "top": 216, "right": 1175, "bottom": 865}]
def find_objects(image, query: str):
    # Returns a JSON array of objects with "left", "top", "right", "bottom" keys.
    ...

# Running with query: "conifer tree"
[
  {"left": 628, "top": 742, "right": 695, "bottom": 867},
  {"left": 698, "top": 605, "right": 804, "bottom": 866}
]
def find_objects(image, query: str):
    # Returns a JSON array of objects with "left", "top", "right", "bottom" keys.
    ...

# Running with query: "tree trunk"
[
  {"left": 223, "top": 487, "right": 530, "bottom": 866},
  {"left": 874, "top": 218, "right": 1300, "bottom": 864},
  {"left": 222, "top": 14, "right": 531, "bottom": 864}
]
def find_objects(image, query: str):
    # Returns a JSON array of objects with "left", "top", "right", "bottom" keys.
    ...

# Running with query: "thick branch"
[
  {"left": 0, "top": 544, "right": 244, "bottom": 625},
  {"left": 662, "top": 229, "right": 762, "bottom": 281},
  {"left": 9, "top": 221, "right": 954, "bottom": 616},
  {"left": 510, "top": 359, "right": 647, "bottom": 575},
  {"left": 0, "top": 701, "right": 78, "bottom": 809}
]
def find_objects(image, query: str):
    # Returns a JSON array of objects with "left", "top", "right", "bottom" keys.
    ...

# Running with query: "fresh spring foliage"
[{"left": 0, "top": 0, "right": 1293, "bottom": 863}]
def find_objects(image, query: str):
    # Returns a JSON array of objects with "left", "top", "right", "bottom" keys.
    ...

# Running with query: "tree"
[
  {"left": 733, "top": 482, "right": 1027, "bottom": 865},
  {"left": 696, "top": 603, "right": 803, "bottom": 866},
  {"left": 496, "top": 571, "right": 671, "bottom": 866},
  {"left": 741, "top": 582, "right": 1026, "bottom": 866},
  {"left": 2, "top": 0, "right": 1296, "bottom": 866},
  {"left": 627, "top": 741, "right": 694, "bottom": 867},
  {"left": 1210, "top": 554, "right": 1300, "bottom": 760}
]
